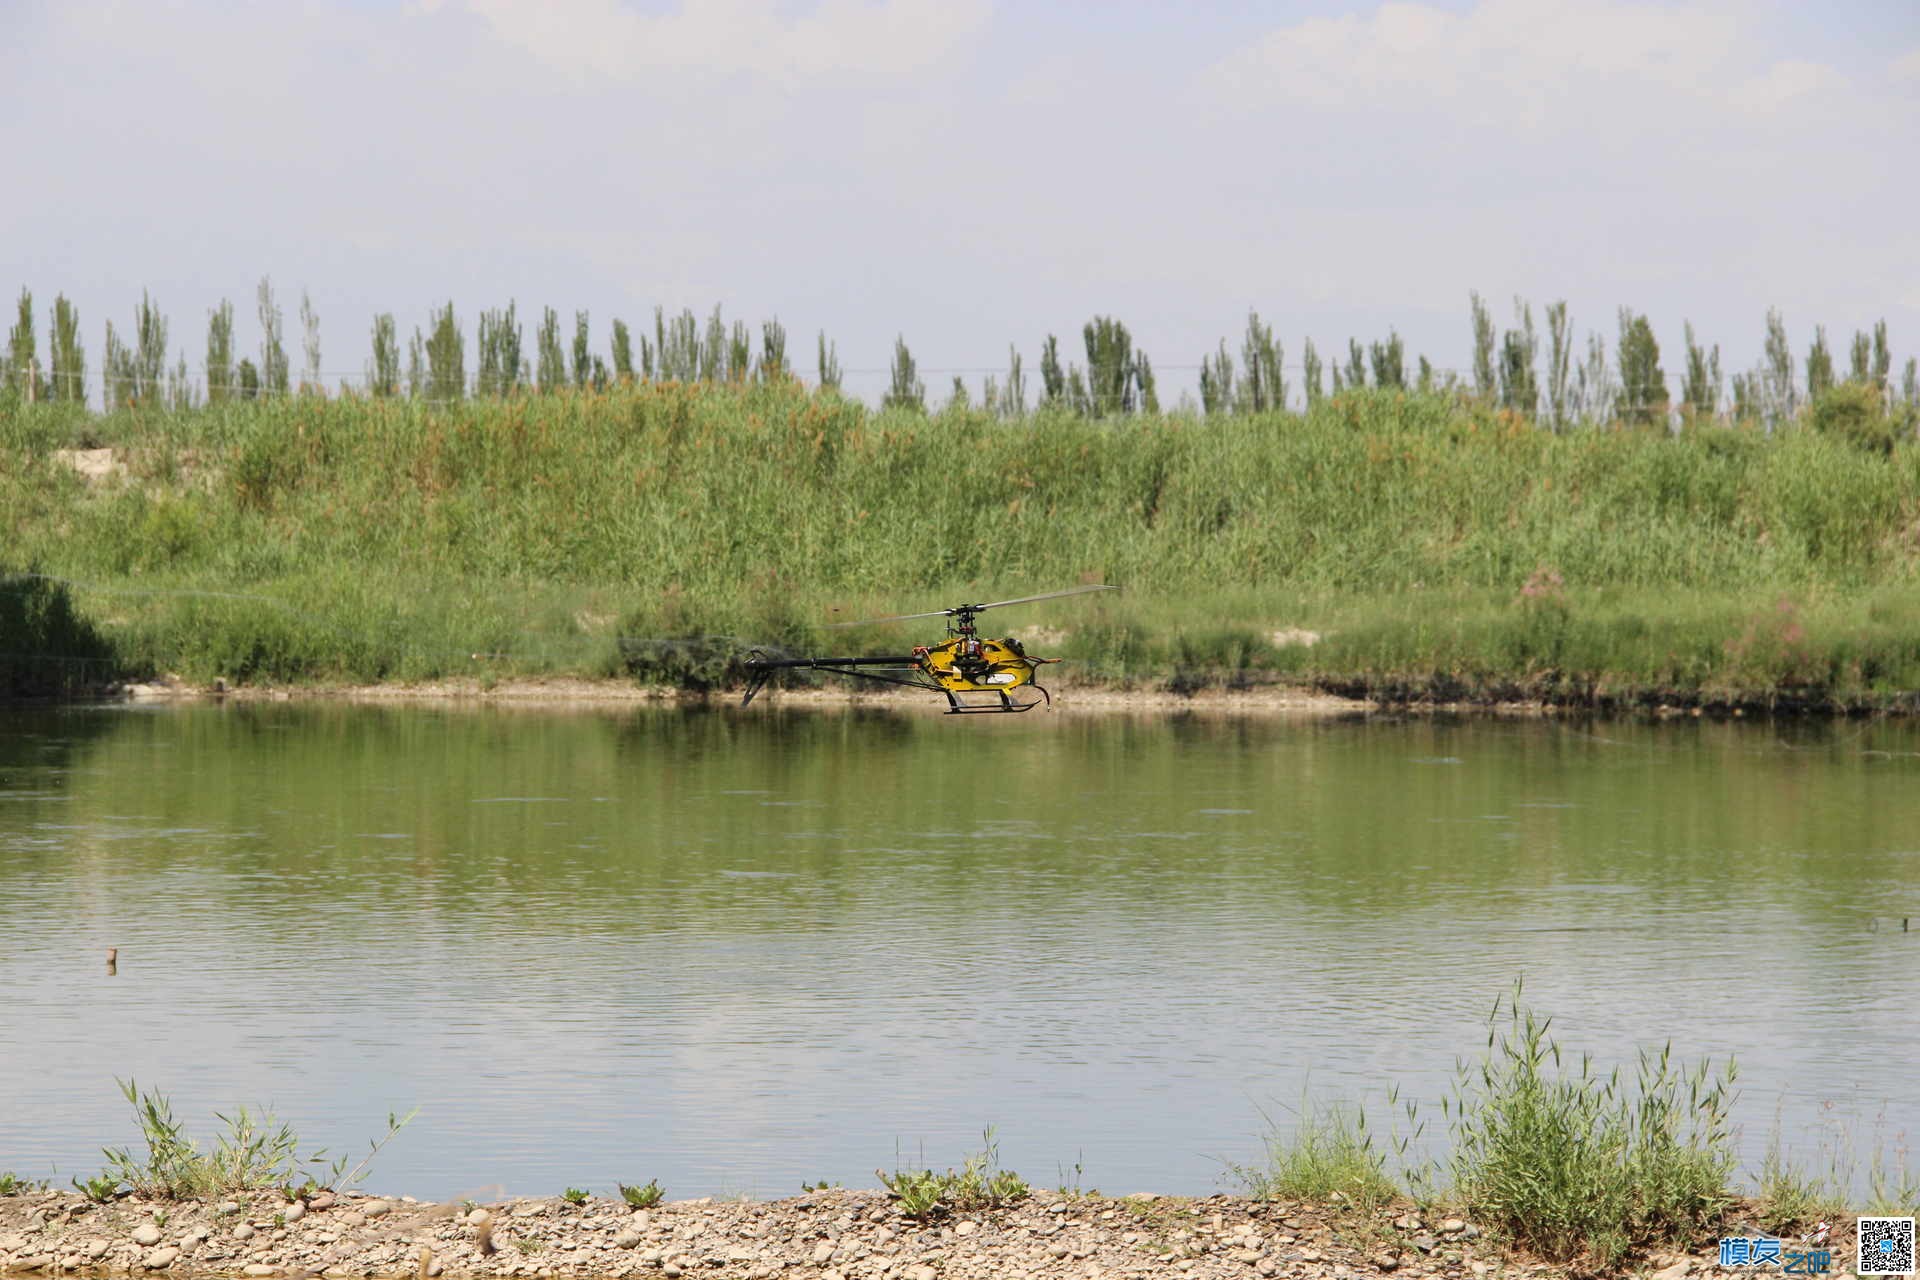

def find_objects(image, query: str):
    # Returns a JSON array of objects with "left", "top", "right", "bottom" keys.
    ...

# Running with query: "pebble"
[
  {"left": 362, "top": 1201, "right": 392, "bottom": 1219},
  {"left": 234, "top": 1223, "right": 256, "bottom": 1240},
  {"left": 467, "top": 1209, "right": 491, "bottom": 1227},
  {"left": 244, "top": 1266, "right": 278, "bottom": 1277},
  {"left": 955, "top": 1220, "right": 979, "bottom": 1237},
  {"left": 142, "top": 1246, "right": 180, "bottom": 1268},
  {"left": 812, "top": 1242, "right": 835, "bottom": 1264},
  {"left": 84, "top": 1238, "right": 110, "bottom": 1259},
  {"left": 215, "top": 1202, "right": 241, "bottom": 1216},
  {"left": 612, "top": 1230, "right": 641, "bottom": 1249},
  {"left": 282, "top": 1202, "right": 306, "bottom": 1224},
  {"left": 132, "top": 1225, "right": 163, "bottom": 1246}
]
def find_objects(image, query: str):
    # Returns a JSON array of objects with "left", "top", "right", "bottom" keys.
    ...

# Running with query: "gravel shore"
[{"left": 0, "top": 1187, "right": 1831, "bottom": 1280}]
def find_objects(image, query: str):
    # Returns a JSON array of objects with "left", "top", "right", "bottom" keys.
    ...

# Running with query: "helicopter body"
[{"left": 740, "top": 586, "right": 1116, "bottom": 714}]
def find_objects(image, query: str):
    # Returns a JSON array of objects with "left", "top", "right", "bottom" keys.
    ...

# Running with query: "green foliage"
[
  {"left": 561, "top": 1187, "right": 588, "bottom": 1205},
  {"left": 759, "top": 318, "right": 787, "bottom": 383},
  {"left": 619, "top": 1180, "right": 664, "bottom": 1208},
  {"left": 1807, "top": 326, "right": 1835, "bottom": 401},
  {"left": 207, "top": 300, "right": 235, "bottom": 405},
  {"left": 1445, "top": 984, "right": 1737, "bottom": 1268},
  {"left": 1369, "top": 330, "right": 1404, "bottom": 391},
  {"left": 878, "top": 1129, "right": 1029, "bottom": 1220},
  {"left": 883, "top": 335, "right": 924, "bottom": 412},
  {"left": 1499, "top": 301, "right": 1537, "bottom": 417},
  {"left": 369, "top": 314, "right": 399, "bottom": 398},
  {"left": 1764, "top": 308, "right": 1795, "bottom": 426},
  {"left": 72, "top": 1173, "right": 119, "bottom": 1202},
  {"left": 50, "top": 294, "right": 85, "bottom": 404},
  {"left": 1471, "top": 290, "right": 1497, "bottom": 400},
  {"left": 0, "top": 569, "right": 120, "bottom": 694},
  {"left": 817, "top": 331, "right": 841, "bottom": 391},
  {"left": 1228, "top": 1099, "right": 1399, "bottom": 1212},
  {"left": 1302, "top": 337, "right": 1323, "bottom": 408},
  {"left": 1237, "top": 312, "right": 1284, "bottom": 413},
  {"left": 1083, "top": 315, "right": 1142, "bottom": 416},
  {"left": 258, "top": 278, "right": 289, "bottom": 398},
  {"left": 93, "top": 1078, "right": 415, "bottom": 1201},
  {"left": 1, "top": 1172, "right": 47, "bottom": 1196},
  {"left": 611, "top": 318, "right": 634, "bottom": 382},
  {"left": 426, "top": 303, "right": 465, "bottom": 402},
  {"left": 571, "top": 311, "right": 591, "bottom": 389},
  {"left": 1809, "top": 381, "right": 1893, "bottom": 453},
  {"left": 1617, "top": 308, "right": 1668, "bottom": 427},
  {"left": 7, "top": 287, "right": 38, "bottom": 401},
  {"left": 537, "top": 307, "right": 566, "bottom": 391},
  {"left": 1544, "top": 301, "right": 1573, "bottom": 429},
  {"left": 1199, "top": 339, "right": 1233, "bottom": 415},
  {"left": 477, "top": 304, "right": 523, "bottom": 398},
  {"left": 1681, "top": 321, "right": 1719, "bottom": 421}
]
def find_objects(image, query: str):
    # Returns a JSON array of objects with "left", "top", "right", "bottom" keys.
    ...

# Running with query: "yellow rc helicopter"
[{"left": 740, "top": 584, "right": 1119, "bottom": 714}]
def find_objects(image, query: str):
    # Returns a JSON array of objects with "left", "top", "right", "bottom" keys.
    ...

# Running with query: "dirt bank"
[{"left": 0, "top": 1186, "right": 1862, "bottom": 1280}]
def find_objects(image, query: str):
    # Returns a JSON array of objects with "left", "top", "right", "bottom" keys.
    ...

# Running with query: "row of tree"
[{"left": 6, "top": 281, "right": 1917, "bottom": 430}]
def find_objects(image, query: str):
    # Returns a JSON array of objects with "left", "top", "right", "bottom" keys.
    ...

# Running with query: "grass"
[
  {"left": 5, "top": 382, "right": 1920, "bottom": 707},
  {"left": 0, "top": 1172, "right": 47, "bottom": 1196},
  {"left": 1442, "top": 985, "right": 1739, "bottom": 1270},
  {"left": 561, "top": 1187, "right": 588, "bottom": 1205},
  {"left": 1227, "top": 1098, "right": 1401, "bottom": 1214},
  {"left": 89, "top": 1077, "right": 416, "bottom": 1201},
  {"left": 619, "top": 1179, "right": 664, "bottom": 1208},
  {"left": 878, "top": 1128, "right": 1030, "bottom": 1220}
]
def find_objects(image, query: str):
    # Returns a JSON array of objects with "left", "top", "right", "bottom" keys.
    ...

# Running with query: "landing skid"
[{"left": 942, "top": 685, "right": 1049, "bottom": 714}]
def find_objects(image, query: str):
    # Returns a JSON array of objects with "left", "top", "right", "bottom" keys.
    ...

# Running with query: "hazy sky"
[{"left": 4, "top": 0, "right": 1918, "bottom": 404}]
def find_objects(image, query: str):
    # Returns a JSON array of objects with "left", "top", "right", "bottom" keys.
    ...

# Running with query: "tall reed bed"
[{"left": 4, "top": 383, "right": 1919, "bottom": 701}]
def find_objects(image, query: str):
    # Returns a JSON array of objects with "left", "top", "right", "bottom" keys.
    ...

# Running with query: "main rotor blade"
[
  {"left": 975, "top": 584, "right": 1120, "bottom": 611},
  {"left": 824, "top": 607, "right": 955, "bottom": 629}
]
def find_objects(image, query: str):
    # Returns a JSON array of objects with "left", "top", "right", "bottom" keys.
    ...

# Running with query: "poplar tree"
[
  {"left": 134, "top": 291, "right": 168, "bottom": 405},
  {"left": 237, "top": 358, "right": 260, "bottom": 400},
  {"left": 947, "top": 376, "right": 969, "bottom": 412},
  {"left": 1871, "top": 321, "right": 1891, "bottom": 399},
  {"left": 1237, "top": 311, "right": 1284, "bottom": 413},
  {"left": 406, "top": 329, "right": 425, "bottom": 399},
  {"left": 1344, "top": 339, "right": 1366, "bottom": 390},
  {"left": 1576, "top": 332, "right": 1613, "bottom": 423},
  {"left": 6, "top": 288, "right": 37, "bottom": 401},
  {"left": 727, "top": 319, "right": 751, "bottom": 382},
  {"left": 759, "top": 318, "right": 787, "bottom": 382},
  {"left": 572, "top": 311, "right": 591, "bottom": 389},
  {"left": 611, "top": 319, "right": 633, "bottom": 382},
  {"left": 299, "top": 291, "right": 321, "bottom": 392},
  {"left": 1039, "top": 335, "right": 1065, "bottom": 409},
  {"left": 817, "top": 331, "right": 842, "bottom": 390},
  {"left": 104, "top": 320, "right": 133, "bottom": 408},
  {"left": 1002, "top": 345, "right": 1024, "bottom": 416},
  {"left": 1681, "top": 322, "right": 1720, "bottom": 420},
  {"left": 49, "top": 295, "right": 85, "bottom": 404},
  {"left": 1545, "top": 301, "right": 1573, "bottom": 430},
  {"left": 257, "top": 278, "right": 288, "bottom": 397},
  {"left": 1848, "top": 330, "right": 1871, "bottom": 385},
  {"left": 1369, "top": 330, "right": 1405, "bottom": 391},
  {"left": 1199, "top": 340, "right": 1233, "bottom": 415},
  {"left": 1806, "top": 327, "right": 1834, "bottom": 400},
  {"left": 1137, "top": 351, "right": 1159, "bottom": 414},
  {"left": 1083, "top": 315, "right": 1138, "bottom": 415},
  {"left": 1470, "top": 291, "right": 1497, "bottom": 400},
  {"left": 1418, "top": 356, "right": 1435, "bottom": 392},
  {"left": 1616, "top": 308, "right": 1668, "bottom": 428},
  {"left": 700, "top": 307, "right": 728, "bottom": 381},
  {"left": 1302, "top": 338, "right": 1323, "bottom": 408},
  {"left": 369, "top": 313, "right": 399, "bottom": 398},
  {"left": 206, "top": 300, "right": 234, "bottom": 405},
  {"left": 1497, "top": 301, "right": 1536, "bottom": 416},
  {"left": 1763, "top": 309, "right": 1794, "bottom": 426},
  {"left": 537, "top": 307, "right": 566, "bottom": 391},
  {"left": 883, "top": 335, "right": 924, "bottom": 411},
  {"left": 425, "top": 303, "right": 463, "bottom": 402}
]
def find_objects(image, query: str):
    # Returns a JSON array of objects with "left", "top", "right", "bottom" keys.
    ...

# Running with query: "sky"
[{"left": 3, "top": 0, "right": 1918, "bottom": 406}]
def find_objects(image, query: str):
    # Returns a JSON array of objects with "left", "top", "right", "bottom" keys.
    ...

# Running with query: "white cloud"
[{"left": 450, "top": 0, "right": 990, "bottom": 80}]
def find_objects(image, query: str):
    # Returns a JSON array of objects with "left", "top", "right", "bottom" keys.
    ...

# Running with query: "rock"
[
  {"left": 15, "top": 1255, "right": 54, "bottom": 1272},
  {"left": 1440, "top": 1219, "right": 1467, "bottom": 1235},
  {"left": 216, "top": 1202, "right": 241, "bottom": 1216},
  {"left": 361, "top": 1201, "right": 391, "bottom": 1219},
  {"left": 905, "top": 1267, "right": 937, "bottom": 1280},
  {"left": 1411, "top": 1236, "right": 1439, "bottom": 1253},
  {"left": 309, "top": 1193, "right": 337, "bottom": 1211},
  {"left": 244, "top": 1266, "right": 279, "bottom": 1277},
  {"left": 1050, "top": 1242, "right": 1071, "bottom": 1258},
  {"left": 1256, "top": 1261, "right": 1279, "bottom": 1277},
  {"left": 179, "top": 1231, "right": 207, "bottom": 1251},
  {"left": 629, "top": 1210, "right": 650, "bottom": 1230},
  {"left": 0, "top": 1233, "right": 30, "bottom": 1253},
  {"left": 84, "top": 1238, "right": 111, "bottom": 1260},
  {"left": 955, "top": 1221, "right": 979, "bottom": 1238},
  {"left": 1049, "top": 1202, "right": 1069, "bottom": 1214},
  {"left": 143, "top": 1246, "right": 180, "bottom": 1269},
  {"left": 812, "top": 1243, "right": 835, "bottom": 1264},
  {"left": 132, "top": 1225, "right": 163, "bottom": 1247},
  {"left": 1375, "top": 1253, "right": 1401, "bottom": 1271},
  {"left": 283, "top": 1201, "right": 307, "bottom": 1224},
  {"left": 1651, "top": 1261, "right": 1692, "bottom": 1280},
  {"left": 612, "top": 1230, "right": 641, "bottom": 1249},
  {"left": 234, "top": 1223, "right": 256, "bottom": 1240},
  {"left": 661, "top": 1263, "right": 683, "bottom": 1278},
  {"left": 467, "top": 1209, "right": 491, "bottom": 1227},
  {"left": 1470, "top": 1262, "right": 1490, "bottom": 1276},
  {"left": 1232, "top": 1248, "right": 1262, "bottom": 1263}
]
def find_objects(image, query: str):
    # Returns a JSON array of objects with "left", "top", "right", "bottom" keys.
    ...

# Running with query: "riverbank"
[
  {"left": 8, "top": 384, "right": 1920, "bottom": 710},
  {"left": 0, "top": 1186, "right": 1859, "bottom": 1280}
]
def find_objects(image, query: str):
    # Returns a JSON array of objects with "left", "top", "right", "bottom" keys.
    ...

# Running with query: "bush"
[{"left": 1808, "top": 382, "right": 1897, "bottom": 454}]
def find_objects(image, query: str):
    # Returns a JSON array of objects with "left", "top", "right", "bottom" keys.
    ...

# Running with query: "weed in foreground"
[
  {"left": 1228, "top": 1098, "right": 1401, "bottom": 1214},
  {"left": 878, "top": 1128, "right": 1030, "bottom": 1220},
  {"left": 0, "top": 1172, "right": 47, "bottom": 1196},
  {"left": 561, "top": 1187, "right": 588, "bottom": 1206},
  {"left": 95, "top": 1077, "right": 416, "bottom": 1200},
  {"left": 619, "top": 1180, "right": 664, "bottom": 1208},
  {"left": 1445, "top": 983, "right": 1738, "bottom": 1270}
]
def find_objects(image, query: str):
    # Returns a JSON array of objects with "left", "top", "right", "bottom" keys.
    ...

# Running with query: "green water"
[{"left": 0, "top": 703, "right": 1914, "bottom": 1200}]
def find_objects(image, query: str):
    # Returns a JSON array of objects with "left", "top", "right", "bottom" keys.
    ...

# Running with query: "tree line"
[{"left": 6, "top": 280, "right": 1917, "bottom": 433}]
